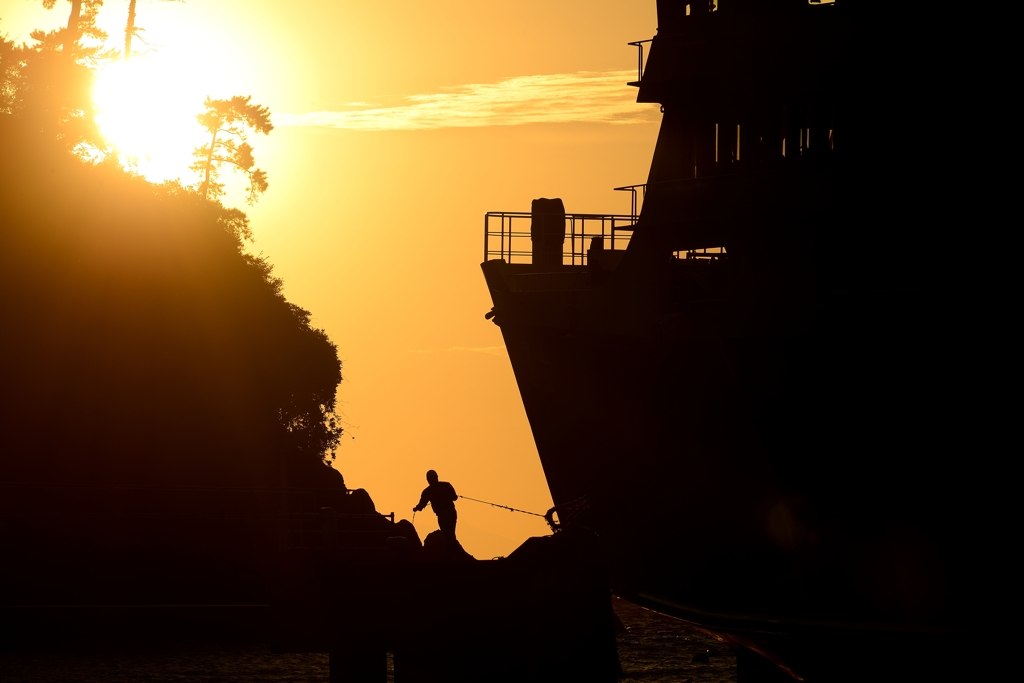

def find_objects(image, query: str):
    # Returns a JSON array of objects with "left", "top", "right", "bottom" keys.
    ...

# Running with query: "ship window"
[
  {"left": 736, "top": 125, "right": 741, "bottom": 161},
  {"left": 685, "top": 4, "right": 690, "bottom": 16},
  {"left": 782, "top": 137, "right": 786, "bottom": 157},
  {"left": 829, "top": 129, "right": 834, "bottom": 149}
]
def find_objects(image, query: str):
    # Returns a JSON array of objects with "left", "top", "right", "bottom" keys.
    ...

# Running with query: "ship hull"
[{"left": 483, "top": 257, "right": 1010, "bottom": 677}]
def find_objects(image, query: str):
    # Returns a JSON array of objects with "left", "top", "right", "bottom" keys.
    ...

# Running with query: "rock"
[
  {"left": 421, "top": 530, "right": 476, "bottom": 562},
  {"left": 423, "top": 530, "right": 447, "bottom": 562},
  {"left": 348, "top": 488, "right": 376, "bottom": 514},
  {"left": 393, "top": 519, "right": 422, "bottom": 547}
]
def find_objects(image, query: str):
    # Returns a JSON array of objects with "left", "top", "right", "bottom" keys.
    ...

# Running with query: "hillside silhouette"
[{"left": 1, "top": 26, "right": 345, "bottom": 498}]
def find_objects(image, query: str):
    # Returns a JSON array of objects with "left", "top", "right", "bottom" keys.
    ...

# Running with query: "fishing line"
[{"left": 458, "top": 495, "right": 545, "bottom": 517}]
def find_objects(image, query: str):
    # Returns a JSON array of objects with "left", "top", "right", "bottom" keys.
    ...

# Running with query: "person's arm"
[
  {"left": 413, "top": 487, "right": 430, "bottom": 512},
  {"left": 448, "top": 483, "right": 458, "bottom": 502}
]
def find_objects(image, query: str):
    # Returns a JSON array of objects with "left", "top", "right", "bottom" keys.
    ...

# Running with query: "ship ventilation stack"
[{"left": 530, "top": 197, "right": 565, "bottom": 268}]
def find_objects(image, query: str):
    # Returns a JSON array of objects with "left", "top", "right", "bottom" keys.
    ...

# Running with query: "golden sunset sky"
[{"left": 1, "top": 0, "right": 661, "bottom": 557}]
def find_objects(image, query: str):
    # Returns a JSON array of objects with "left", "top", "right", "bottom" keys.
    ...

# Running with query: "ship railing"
[
  {"left": 613, "top": 183, "right": 647, "bottom": 221},
  {"left": 673, "top": 247, "right": 728, "bottom": 261},
  {"left": 484, "top": 212, "right": 637, "bottom": 266},
  {"left": 627, "top": 39, "right": 653, "bottom": 87}
]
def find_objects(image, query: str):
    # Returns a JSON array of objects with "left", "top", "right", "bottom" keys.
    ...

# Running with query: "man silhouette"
[{"left": 413, "top": 470, "right": 459, "bottom": 557}]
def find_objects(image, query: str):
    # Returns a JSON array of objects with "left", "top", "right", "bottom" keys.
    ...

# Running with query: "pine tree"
[
  {"left": 124, "top": 0, "right": 183, "bottom": 62},
  {"left": 124, "top": 0, "right": 137, "bottom": 61},
  {"left": 190, "top": 96, "right": 273, "bottom": 205},
  {"left": 36, "top": 0, "right": 108, "bottom": 60}
]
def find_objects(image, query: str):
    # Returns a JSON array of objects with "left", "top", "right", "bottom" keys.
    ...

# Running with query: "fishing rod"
[{"left": 458, "top": 495, "right": 545, "bottom": 518}]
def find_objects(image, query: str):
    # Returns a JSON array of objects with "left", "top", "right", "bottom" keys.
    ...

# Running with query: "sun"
[{"left": 93, "top": 55, "right": 209, "bottom": 183}]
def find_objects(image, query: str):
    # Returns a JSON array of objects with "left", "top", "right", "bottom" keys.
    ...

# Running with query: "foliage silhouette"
[
  {"left": 192, "top": 95, "right": 273, "bottom": 205},
  {"left": 36, "top": 0, "right": 111, "bottom": 62},
  {"left": 1, "top": 35, "right": 343, "bottom": 490},
  {"left": 1, "top": 8, "right": 354, "bottom": 611},
  {"left": 0, "top": 32, "right": 22, "bottom": 113},
  {"left": 3, "top": 5, "right": 111, "bottom": 152}
]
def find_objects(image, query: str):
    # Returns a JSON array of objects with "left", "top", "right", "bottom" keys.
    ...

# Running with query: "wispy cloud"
[
  {"left": 447, "top": 346, "right": 507, "bottom": 356},
  {"left": 408, "top": 346, "right": 507, "bottom": 356},
  {"left": 276, "top": 71, "right": 658, "bottom": 131}
]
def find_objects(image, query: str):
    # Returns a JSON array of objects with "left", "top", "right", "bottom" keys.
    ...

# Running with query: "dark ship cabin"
[{"left": 484, "top": 0, "right": 857, "bottom": 334}]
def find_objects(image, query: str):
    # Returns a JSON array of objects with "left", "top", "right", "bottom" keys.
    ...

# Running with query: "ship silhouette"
[{"left": 481, "top": 1, "right": 1008, "bottom": 679}]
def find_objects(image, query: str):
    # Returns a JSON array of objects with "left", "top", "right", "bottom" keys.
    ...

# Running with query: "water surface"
[{"left": 1, "top": 598, "right": 737, "bottom": 682}]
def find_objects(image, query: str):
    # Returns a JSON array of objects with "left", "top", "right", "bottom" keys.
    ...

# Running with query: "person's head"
[{"left": 426, "top": 470, "right": 438, "bottom": 485}]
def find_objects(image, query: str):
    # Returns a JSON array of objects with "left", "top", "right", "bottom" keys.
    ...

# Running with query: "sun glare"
[{"left": 93, "top": 56, "right": 209, "bottom": 184}]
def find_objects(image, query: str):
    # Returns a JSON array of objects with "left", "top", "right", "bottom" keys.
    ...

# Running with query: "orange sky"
[{"left": 1, "top": 0, "right": 661, "bottom": 557}]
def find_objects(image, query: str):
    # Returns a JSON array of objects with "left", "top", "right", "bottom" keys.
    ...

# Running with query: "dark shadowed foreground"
[{"left": 0, "top": 598, "right": 733, "bottom": 683}]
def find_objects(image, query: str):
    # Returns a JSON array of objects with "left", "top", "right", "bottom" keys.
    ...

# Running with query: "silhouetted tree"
[
  {"left": 36, "top": 0, "right": 108, "bottom": 59},
  {"left": 1, "top": 32, "right": 98, "bottom": 150},
  {"left": 7, "top": 0, "right": 113, "bottom": 150},
  {"left": 124, "top": 0, "right": 136, "bottom": 61},
  {"left": 1, "top": 33, "right": 23, "bottom": 115},
  {"left": 124, "top": 0, "right": 183, "bottom": 62},
  {"left": 191, "top": 95, "right": 273, "bottom": 205}
]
